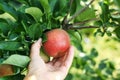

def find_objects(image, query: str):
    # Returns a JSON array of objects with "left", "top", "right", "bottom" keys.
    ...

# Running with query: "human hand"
[{"left": 24, "top": 38, "right": 74, "bottom": 80}]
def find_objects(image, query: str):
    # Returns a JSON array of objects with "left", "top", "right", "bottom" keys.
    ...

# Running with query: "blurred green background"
[
  {"left": 0, "top": 0, "right": 120, "bottom": 80},
  {"left": 65, "top": 29, "right": 120, "bottom": 80}
]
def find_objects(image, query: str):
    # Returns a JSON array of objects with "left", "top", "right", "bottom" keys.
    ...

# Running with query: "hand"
[{"left": 24, "top": 38, "right": 74, "bottom": 80}]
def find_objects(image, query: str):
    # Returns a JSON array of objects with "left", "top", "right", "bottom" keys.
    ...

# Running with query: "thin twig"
[
  {"left": 73, "top": 18, "right": 99, "bottom": 25},
  {"left": 68, "top": 0, "right": 74, "bottom": 14},
  {"left": 62, "top": 15, "right": 68, "bottom": 29},
  {"left": 67, "top": 0, "right": 95, "bottom": 23},
  {"left": 62, "top": 0, "right": 74, "bottom": 29},
  {"left": 68, "top": 26, "right": 99, "bottom": 30}
]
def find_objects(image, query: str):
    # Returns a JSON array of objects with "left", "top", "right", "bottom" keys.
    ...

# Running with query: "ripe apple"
[
  {"left": 43, "top": 29, "right": 70, "bottom": 58},
  {"left": 0, "top": 64, "right": 13, "bottom": 77}
]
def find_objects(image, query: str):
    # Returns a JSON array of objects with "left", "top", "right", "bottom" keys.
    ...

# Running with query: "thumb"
[
  {"left": 28, "top": 38, "right": 46, "bottom": 73},
  {"left": 30, "top": 38, "right": 42, "bottom": 60}
]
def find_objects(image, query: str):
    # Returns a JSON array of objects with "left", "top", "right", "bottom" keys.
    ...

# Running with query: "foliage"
[{"left": 0, "top": 0, "right": 120, "bottom": 80}]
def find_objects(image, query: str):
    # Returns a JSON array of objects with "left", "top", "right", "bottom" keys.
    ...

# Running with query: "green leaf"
[
  {"left": 70, "top": 0, "right": 81, "bottom": 15},
  {"left": 68, "top": 30, "right": 83, "bottom": 51},
  {"left": 70, "top": 0, "right": 96, "bottom": 21},
  {"left": 0, "top": 22, "right": 10, "bottom": 35},
  {"left": 114, "top": 0, "right": 120, "bottom": 9},
  {"left": 8, "top": 0, "right": 27, "bottom": 11},
  {"left": 75, "top": 8, "right": 96, "bottom": 21},
  {"left": 8, "top": 33, "right": 18, "bottom": 41},
  {"left": 0, "top": 41, "right": 22, "bottom": 51},
  {"left": 40, "top": 48, "right": 50, "bottom": 62},
  {"left": 99, "top": 2, "right": 110, "bottom": 23},
  {"left": 90, "top": 48, "right": 98, "bottom": 58},
  {"left": 105, "top": 68, "right": 113, "bottom": 75},
  {"left": 25, "top": 7, "right": 43, "bottom": 22},
  {"left": 0, "top": 74, "right": 24, "bottom": 80},
  {"left": 108, "top": 62, "right": 115, "bottom": 70},
  {"left": 2, "top": 54, "right": 30, "bottom": 68},
  {"left": 106, "top": 31, "right": 112, "bottom": 36},
  {"left": 28, "top": 23, "right": 42, "bottom": 39},
  {"left": 21, "top": 20, "right": 28, "bottom": 34},
  {"left": 114, "top": 27, "right": 120, "bottom": 39},
  {"left": 49, "top": 0, "right": 58, "bottom": 12},
  {"left": 111, "top": 14, "right": 120, "bottom": 24},
  {"left": 65, "top": 73, "right": 73, "bottom": 80},
  {"left": 94, "top": 21, "right": 102, "bottom": 27},
  {"left": 53, "top": 0, "right": 68, "bottom": 17},
  {"left": 0, "top": 1, "right": 18, "bottom": 20},
  {"left": 0, "top": 13, "right": 16, "bottom": 23},
  {"left": 99, "top": 62, "right": 106, "bottom": 70},
  {"left": 39, "top": 0, "right": 50, "bottom": 13},
  {"left": 41, "top": 33, "right": 47, "bottom": 43}
]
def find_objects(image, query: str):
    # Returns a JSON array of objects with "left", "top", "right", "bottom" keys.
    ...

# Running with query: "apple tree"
[{"left": 0, "top": 0, "right": 120, "bottom": 80}]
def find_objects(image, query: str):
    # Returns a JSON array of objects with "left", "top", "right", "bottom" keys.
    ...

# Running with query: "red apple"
[{"left": 43, "top": 29, "right": 70, "bottom": 58}]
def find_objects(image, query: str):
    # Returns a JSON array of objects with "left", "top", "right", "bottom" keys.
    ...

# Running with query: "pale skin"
[{"left": 24, "top": 38, "right": 74, "bottom": 80}]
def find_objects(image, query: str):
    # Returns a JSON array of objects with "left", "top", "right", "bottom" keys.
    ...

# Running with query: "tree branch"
[
  {"left": 68, "top": 0, "right": 74, "bottom": 14},
  {"left": 62, "top": 0, "right": 74, "bottom": 28},
  {"left": 73, "top": 18, "right": 99, "bottom": 25},
  {"left": 67, "top": 0, "right": 95, "bottom": 23},
  {"left": 68, "top": 26, "right": 99, "bottom": 30}
]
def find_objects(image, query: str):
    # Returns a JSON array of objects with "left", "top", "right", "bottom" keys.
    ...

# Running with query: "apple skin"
[{"left": 43, "top": 29, "right": 70, "bottom": 58}]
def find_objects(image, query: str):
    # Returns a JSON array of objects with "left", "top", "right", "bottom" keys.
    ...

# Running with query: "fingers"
[
  {"left": 30, "top": 38, "right": 42, "bottom": 60},
  {"left": 48, "top": 51, "right": 69, "bottom": 67},
  {"left": 28, "top": 38, "right": 46, "bottom": 74},
  {"left": 48, "top": 46, "right": 74, "bottom": 70},
  {"left": 60, "top": 46, "right": 74, "bottom": 71},
  {"left": 65, "top": 46, "right": 74, "bottom": 68}
]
